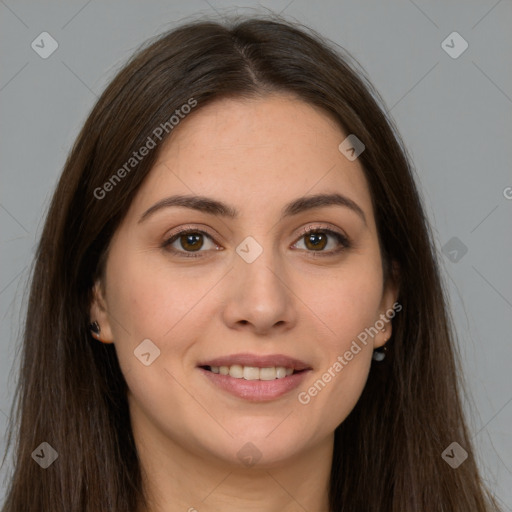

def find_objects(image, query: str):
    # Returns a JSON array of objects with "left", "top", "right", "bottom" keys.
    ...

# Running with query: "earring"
[
  {"left": 89, "top": 321, "right": 101, "bottom": 339},
  {"left": 372, "top": 345, "right": 388, "bottom": 361}
]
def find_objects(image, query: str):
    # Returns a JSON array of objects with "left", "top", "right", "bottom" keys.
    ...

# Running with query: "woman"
[{"left": 1, "top": 16, "right": 502, "bottom": 512}]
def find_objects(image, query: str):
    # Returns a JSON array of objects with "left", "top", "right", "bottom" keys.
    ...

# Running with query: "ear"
[
  {"left": 374, "top": 262, "right": 400, "bottom": 348},
  {"left": 89, "top": 280, "right": 114, "bottom": 344}
]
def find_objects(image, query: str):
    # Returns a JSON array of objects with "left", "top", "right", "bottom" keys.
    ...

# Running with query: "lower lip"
[{"left": 198, "top": 368, "right": 310, "bottom": 402}]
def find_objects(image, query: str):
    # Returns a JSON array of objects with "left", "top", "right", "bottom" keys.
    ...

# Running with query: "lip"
[
  {"left": 197, "top": 353, "right": 312, "bottom": 402},
  {"left": 199, "top": 367, "right": 311, "bottom": 402},
  {"left": 197, "top": 353, "right": 311, "bottom": 371}
]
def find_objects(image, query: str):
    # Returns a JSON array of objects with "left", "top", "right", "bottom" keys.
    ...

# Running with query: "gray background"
[{"left": 1, "top": 0, "right": 511, "bottom": 508}]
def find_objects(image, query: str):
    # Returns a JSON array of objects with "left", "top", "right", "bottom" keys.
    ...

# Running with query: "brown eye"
[
  {"left": 178, "top": 233, "right": 204, "bottom": 251},
  {"left": 304, "top": 232, "right": 328, "bottom": 251},
  {"left": 163, "top": 229, "right": 219, "bottom": 258},
  {"left": 293, "top": 227, "right": 350, "bottom": 255}
]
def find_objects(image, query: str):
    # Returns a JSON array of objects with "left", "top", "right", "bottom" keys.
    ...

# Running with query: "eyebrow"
[{"left": 138, "top": 192, "right": 367, "bottom": 225}]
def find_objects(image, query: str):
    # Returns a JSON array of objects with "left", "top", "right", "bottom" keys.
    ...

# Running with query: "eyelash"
[{"left": 162, "top": 225, "right": 351, "bottom": 259}]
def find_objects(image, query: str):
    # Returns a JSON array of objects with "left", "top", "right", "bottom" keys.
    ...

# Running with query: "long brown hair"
[{"left": 1, "top": 15, "right": 501, "bottom": 511}]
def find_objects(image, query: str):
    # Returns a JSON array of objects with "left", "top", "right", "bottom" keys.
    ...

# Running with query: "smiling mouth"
[{"left": 200, "top": 365, "right": 307, "bottom": 381}]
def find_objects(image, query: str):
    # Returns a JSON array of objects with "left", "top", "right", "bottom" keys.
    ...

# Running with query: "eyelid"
[
  {"left": 164, "top": 224, "right": 217, "bottom": 241},
  {"left": 296, "top": 223, "right": 347, "bottom": 239}
]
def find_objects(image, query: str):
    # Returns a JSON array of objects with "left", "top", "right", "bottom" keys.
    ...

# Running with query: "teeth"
[
  {"left": 243, "top": 366, "right": 260, "bottom": 380},
  {"left": 259, "top": 367, "right": 277, "bottom": 380},
  {"left": 229, "top": 364, "right": 244, "bottom": 379},
  {"left": 276, "top": 367, "right": 287, "bottom": 379},
  {"left": 208, "top": 365, "right": 296, "bottom": 380}
]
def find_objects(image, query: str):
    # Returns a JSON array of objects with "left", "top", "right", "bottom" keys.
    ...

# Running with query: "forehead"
[{"left": 126, "top": 94, "right": 375, "bottom": 228}]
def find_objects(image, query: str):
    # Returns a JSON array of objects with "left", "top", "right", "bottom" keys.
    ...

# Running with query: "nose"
[{"left": 221, "top": 246, "right": 298, "bottom": 336}]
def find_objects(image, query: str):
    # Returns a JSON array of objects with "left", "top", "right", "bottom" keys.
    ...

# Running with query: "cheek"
[
  {"left": 104, "top": 249, "right": 230, "bottom": 383},
  {"left": 106, "top": 249, "right": 212, "bottom": 341},
  {"left": 301, "top": 259, "right": 384, "bottom": 350},
  {"left": 294, "top": 260, "right": 382, "bottom": 428}
]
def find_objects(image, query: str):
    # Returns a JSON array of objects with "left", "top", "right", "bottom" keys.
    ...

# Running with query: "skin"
[{"left": 90, "top": 94, "right": 399, "bottom": 512}]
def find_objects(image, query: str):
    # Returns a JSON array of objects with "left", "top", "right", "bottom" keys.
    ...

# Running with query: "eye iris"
[
  {"left": 181, "top": 233, "right": 203, "bottom": 251},
  {"left": 305, "top": 232, "right": 327, "bottom": 251}
]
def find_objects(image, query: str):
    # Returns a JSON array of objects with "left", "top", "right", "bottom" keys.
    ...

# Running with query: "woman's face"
[{"left": 91, "top": 94, "right": 398, "bottom": 467}]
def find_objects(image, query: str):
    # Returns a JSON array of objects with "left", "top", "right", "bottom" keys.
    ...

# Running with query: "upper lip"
[{"left": 198, "top": 353, "right": 311, "bottom": 371}]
